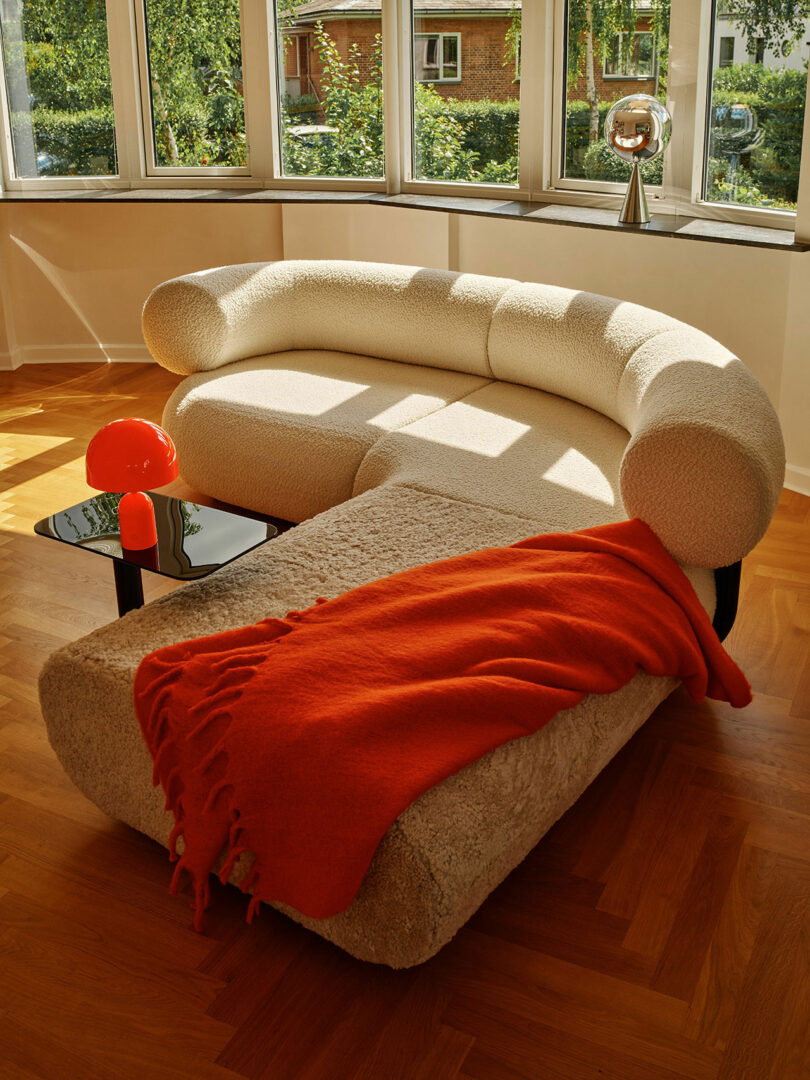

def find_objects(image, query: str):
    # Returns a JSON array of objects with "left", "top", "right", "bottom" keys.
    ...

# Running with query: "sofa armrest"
[
  {"left": 618, "top": 329, "right": 785, "bottom": 568},
  {"left": 142, "top": 262, "right": 281, "bottom": 375}
]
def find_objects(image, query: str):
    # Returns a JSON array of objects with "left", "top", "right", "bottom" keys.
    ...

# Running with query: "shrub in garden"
[
  {"left": 708, "top": 62, "right": 806, "bottom": 206},
  {"left": 583, "top": 139, "right": 663, "bottom": 185}
]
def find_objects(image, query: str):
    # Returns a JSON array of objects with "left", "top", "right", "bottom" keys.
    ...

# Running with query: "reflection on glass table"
[{"left": 35, "top": 491, "right": 278, "bottom": 616}]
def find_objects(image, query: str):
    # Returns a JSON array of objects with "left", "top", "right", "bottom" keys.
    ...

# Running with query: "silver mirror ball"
[{"left": 604, "top": 94, "right": 671, "bottom": 224}]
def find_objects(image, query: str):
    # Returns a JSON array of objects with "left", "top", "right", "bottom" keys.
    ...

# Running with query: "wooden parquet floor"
[{"left": 0, "top": 362, "right": 808, "bottom": 1080}]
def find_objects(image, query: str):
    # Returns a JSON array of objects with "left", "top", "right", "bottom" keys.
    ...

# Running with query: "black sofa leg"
[{"left": 712, "top": 561, "right": 742, "bottom": 642}]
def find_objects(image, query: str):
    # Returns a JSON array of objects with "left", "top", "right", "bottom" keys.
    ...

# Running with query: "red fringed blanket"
[{"left": 135, "top": 519, "right": 751, "bottom": 930}]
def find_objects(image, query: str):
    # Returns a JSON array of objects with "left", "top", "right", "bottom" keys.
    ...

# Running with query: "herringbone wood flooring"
[{"left": 0, "top": 363, "right": 808, "bottom": 1080}]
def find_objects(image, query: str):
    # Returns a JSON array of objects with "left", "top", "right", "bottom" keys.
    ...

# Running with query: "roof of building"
[{"left": 289, "top": 0, "right": 520, "bottom": 19}]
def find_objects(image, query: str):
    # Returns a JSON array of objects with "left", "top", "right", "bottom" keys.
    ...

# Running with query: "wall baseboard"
[
  {"left": 11, "top": 344, "right": 153, "bottom": 365},
  {"left": 785, "top": 464, "right": 810, "bottom": 498},
  {"left": 0, "top": 351, "right": 18, "bottom": 371}
]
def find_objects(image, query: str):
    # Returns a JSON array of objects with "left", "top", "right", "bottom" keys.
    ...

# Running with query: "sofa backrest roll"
[
  {"left": 142, "top": 260, "right": 514, "bottom": 379},
  {"left": 487, "top": 279, "right": 785, "bottom": 567},
  {"left": 143, "top": 259, "right": 785, "bottom": 570}
]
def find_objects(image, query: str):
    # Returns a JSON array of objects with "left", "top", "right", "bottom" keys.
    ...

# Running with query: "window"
[
  {"left": 411, "top": 4, "right": 519, "bottom": 185},
  {"left": 562, "top": 1, "right": 669, "bottom": 184},
  {"left": 604, "top": 31, "right": 655, "bottom": 78},
  {"left": 748, "top": 36, "right": 766, "bottom": 64},
  {"left": 2, "top": 0, "right": 810, "bottom": 233},
  {"left": 704, "top": 0, "right": 806, "bottom": 211},
  {"left": 274, "top": 1, "right": 384, "bottom": 180},
  {"left": 0, "top": 0, "right": 116, "bottom": 178},
  {"left": 141, "top": 0, "right": 245, "bottom": 169},
  {"left": 414, "top": 34, "right": 461, "bottom": 84}
]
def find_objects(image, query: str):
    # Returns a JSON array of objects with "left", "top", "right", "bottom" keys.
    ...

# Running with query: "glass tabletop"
[{"left": 34, "top": 491, "right": 277, "bottom": 581}]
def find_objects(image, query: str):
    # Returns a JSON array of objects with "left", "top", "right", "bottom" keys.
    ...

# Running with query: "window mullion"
[
  {"left": 382, "top": 0, "right": 402, "bottom": 193},
  {"left": 241, "top": 0, "right": 277, "bottom": 181},
  {"left": 106, "top": 0, "right": 147, "bottom": 183},
  {"left": 664, "top": 0, "right": 711, "bottom": 210},
  {"left": 793, "top": 63, "right": 810, "bottom": 241},
  {"left": 519, "top": 0, "right": 550, "bottom": 196}
]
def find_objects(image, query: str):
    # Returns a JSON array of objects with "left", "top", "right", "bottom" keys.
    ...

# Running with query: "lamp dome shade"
[{"left": 86, "top": 417, "right": 178, "bottom": 492}]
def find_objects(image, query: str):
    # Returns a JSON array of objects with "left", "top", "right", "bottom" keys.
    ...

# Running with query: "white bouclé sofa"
[{"left": 39, "top": 260, "right": 785, "bottom": 967}]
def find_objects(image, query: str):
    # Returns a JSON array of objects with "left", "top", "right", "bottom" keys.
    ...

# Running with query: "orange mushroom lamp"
[{"left": 86, "top": 418, "right": 178, "bottom": 550}]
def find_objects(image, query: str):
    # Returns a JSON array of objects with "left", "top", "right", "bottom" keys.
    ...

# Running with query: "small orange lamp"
[{"left": 86, "top": 418, "right": 178, "bottom": 550}]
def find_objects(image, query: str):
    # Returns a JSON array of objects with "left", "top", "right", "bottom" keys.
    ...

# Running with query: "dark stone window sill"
[{"left": 1, "top": 187, "right": 806, "bottom": 252}]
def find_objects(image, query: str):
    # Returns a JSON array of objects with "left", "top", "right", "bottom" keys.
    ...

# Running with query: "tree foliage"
[
  {"left": 720, "top": 0, "right": 810, "bottom": 52},
  {"left": 566, "top": 0, "right": 670, "bottom": 144},
  {"left": 281, "top": 21, "right": 518, "bottom": 184},
  {"left": 3, "top": 0, "right": 245, "bottom": 173}
]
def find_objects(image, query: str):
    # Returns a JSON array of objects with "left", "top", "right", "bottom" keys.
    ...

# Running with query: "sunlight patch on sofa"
[
  {"left": 542, "top": 448, "right": 616, "bottom": 505},
  {"left": 200, "top": 369, "right": 369, "bottom": 416},
  {"left": 403, "top": 403, "right": 531, "bottom": 457},
  {"left": 366, "top": 394, "right": 452, "bottom": 431}
]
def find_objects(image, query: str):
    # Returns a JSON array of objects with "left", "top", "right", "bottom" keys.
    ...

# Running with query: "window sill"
[{"left": 0, "top": 186, "right": 806, "bottom": 252}]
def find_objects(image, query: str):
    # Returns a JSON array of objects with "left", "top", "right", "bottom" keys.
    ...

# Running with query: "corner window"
[
  {"left": 411, "top": 5, "right": 519, "bottom": 186},
  {"left": 142, "top": 0, "right": 246, "bottom": 169},
  {"left": 0, "top": 0, "right": 117, "bottom": 178},
  {"left": 562, "top": 1, "right": 669, "bottom": 184},
  {"left": 274, "top": 3, "right": 384, "bottom": 181},
  {"left": 704, "top": 0, "right": 806, "bottom": 211},
  {"left": 604, "top": 31, "right": 655, "bottom": 79},
  {"left": 414, "top": 34, "right": 461, "bottom": 84}
]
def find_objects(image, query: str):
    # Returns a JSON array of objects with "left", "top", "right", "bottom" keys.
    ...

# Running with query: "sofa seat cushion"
[
  {"left": 162, "top": 351, "right": 489, "bottom": 522},
  {"left": 39, "top": 482, "right": 716, "bottom": 967},
  {"left": 353, "top": 380, "right": 630, "bottom": 531}
]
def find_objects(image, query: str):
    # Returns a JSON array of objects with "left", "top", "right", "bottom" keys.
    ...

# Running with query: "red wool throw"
[{"left": 134, "top": 519, "right": 751, "bottom": 930}]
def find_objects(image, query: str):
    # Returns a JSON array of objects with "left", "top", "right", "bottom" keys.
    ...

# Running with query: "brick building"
[
  {"left": 566, "top": 11, "right": 659, "bottom": 105},
  {"left": 282, "top": 0, "right": 659, "bottom": 110},
  {"left": 282, "top": 0, "right": 521, "bottom": 106}
]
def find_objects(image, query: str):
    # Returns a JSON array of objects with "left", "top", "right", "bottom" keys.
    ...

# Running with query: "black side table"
[{"left": 35, "top": 491, "right": 278, "bottom": 616}]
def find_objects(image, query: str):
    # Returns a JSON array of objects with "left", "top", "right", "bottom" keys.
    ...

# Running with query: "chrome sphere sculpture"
[{"left": 605, "top": 94, "right": 671, "bottom": 225}]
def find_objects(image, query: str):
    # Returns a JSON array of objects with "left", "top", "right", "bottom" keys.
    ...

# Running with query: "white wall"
[
  {"left": 0, "top": 198, "right": 806, "bottom": 493},
  {"left": 0, "top": 201, "right": 285, "bottom": 369},
  {"left": 282, "top": 202, "right": 809, "bottom": 491}
]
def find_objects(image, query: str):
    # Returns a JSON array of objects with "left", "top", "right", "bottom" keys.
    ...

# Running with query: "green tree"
[
  {"left": 3, "top": 0, "right": 246, "bottom": 172},
  {"left": 143, "top": 0, "right": 245, "bottom": 166},
  {"left": 720, "top": 0, "right": 810, "bottom": 54},
  {"left": 567, "top": 0, "right": 670, "bottom": 144}
]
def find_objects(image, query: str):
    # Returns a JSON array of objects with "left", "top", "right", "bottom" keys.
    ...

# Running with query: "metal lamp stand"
[{"left": 619, "top": 162, "right": 650, "bottom": 225}]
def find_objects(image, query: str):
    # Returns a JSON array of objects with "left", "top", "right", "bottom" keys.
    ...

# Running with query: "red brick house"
[
  {"left": 282, "top": 0, "right": 659, "bottom": 109},
  {"left": 282, "top": 0, "right": 521, "bottom": 105}
]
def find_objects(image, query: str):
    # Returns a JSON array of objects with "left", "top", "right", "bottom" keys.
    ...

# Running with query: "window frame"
[
  {"left": 133, "top": 0, "right": 251, "bottom": 178},
  {"left": 413, "top": 32, "right": 461, "bottom": 85},
  {"left": 0, "top": 0, "right": 806, "bottom": 241},
  {"left": 603, "top": 30, "right": 656, "bottom": 80}
]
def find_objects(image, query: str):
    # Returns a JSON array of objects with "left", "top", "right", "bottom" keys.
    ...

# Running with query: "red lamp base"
[{"left": 118, "top": 491, "right": 158, "bottom": 550}]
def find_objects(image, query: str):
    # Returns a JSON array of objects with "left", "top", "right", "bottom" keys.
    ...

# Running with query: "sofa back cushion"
[
  {"left": 488, "top": 282, "right": 679, "bottom": 427},
  {"left": 143, "top": 260, "right": 515, "bottom": 379}
]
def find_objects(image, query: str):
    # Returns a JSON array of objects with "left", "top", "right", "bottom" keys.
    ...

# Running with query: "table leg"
[{"left": 113, "top": 560, "right": 144, "bottom": 616}]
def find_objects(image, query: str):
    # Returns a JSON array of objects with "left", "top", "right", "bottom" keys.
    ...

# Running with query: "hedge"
[
  {"left": 582, "top": 140, "right": 663, "bottom": 185},
  {"left": 708, "top": 63, "right": 805, "bottom": 205},
  {"left": 416, "top": 96, "right": 520, "bottom": 165},
  {"left": 11, "top": 106, "right": 115, "bottom": 175},
  {"left": 565, "top": 100, "right": 614, "bottom": 176}
]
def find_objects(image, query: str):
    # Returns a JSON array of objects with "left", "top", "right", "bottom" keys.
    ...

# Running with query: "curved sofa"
[{"left": 39, "top": 260, "right": 785, "bottom": 967}]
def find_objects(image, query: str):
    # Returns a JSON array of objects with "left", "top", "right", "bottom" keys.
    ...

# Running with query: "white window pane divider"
[
  {"left": 383, "top": 0, "right": 403, "bottom": 194},
  {"left": 793, "top": 63, "right": 810, "bottom": 242},
  {"left": 665, "top": 0, "right": 706, "bottom": 209},
  {"left": 0, "top": 12, "right": 18, "bottom": 192},
  {"left": 241, "top": 0, "right": 277, "bottom": 182},
  {"left": 106, "top": 0, "right": 147, "bottom": 184},
  {"left": 519, "top": 0, "right": 550, "bottom": 196}
]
